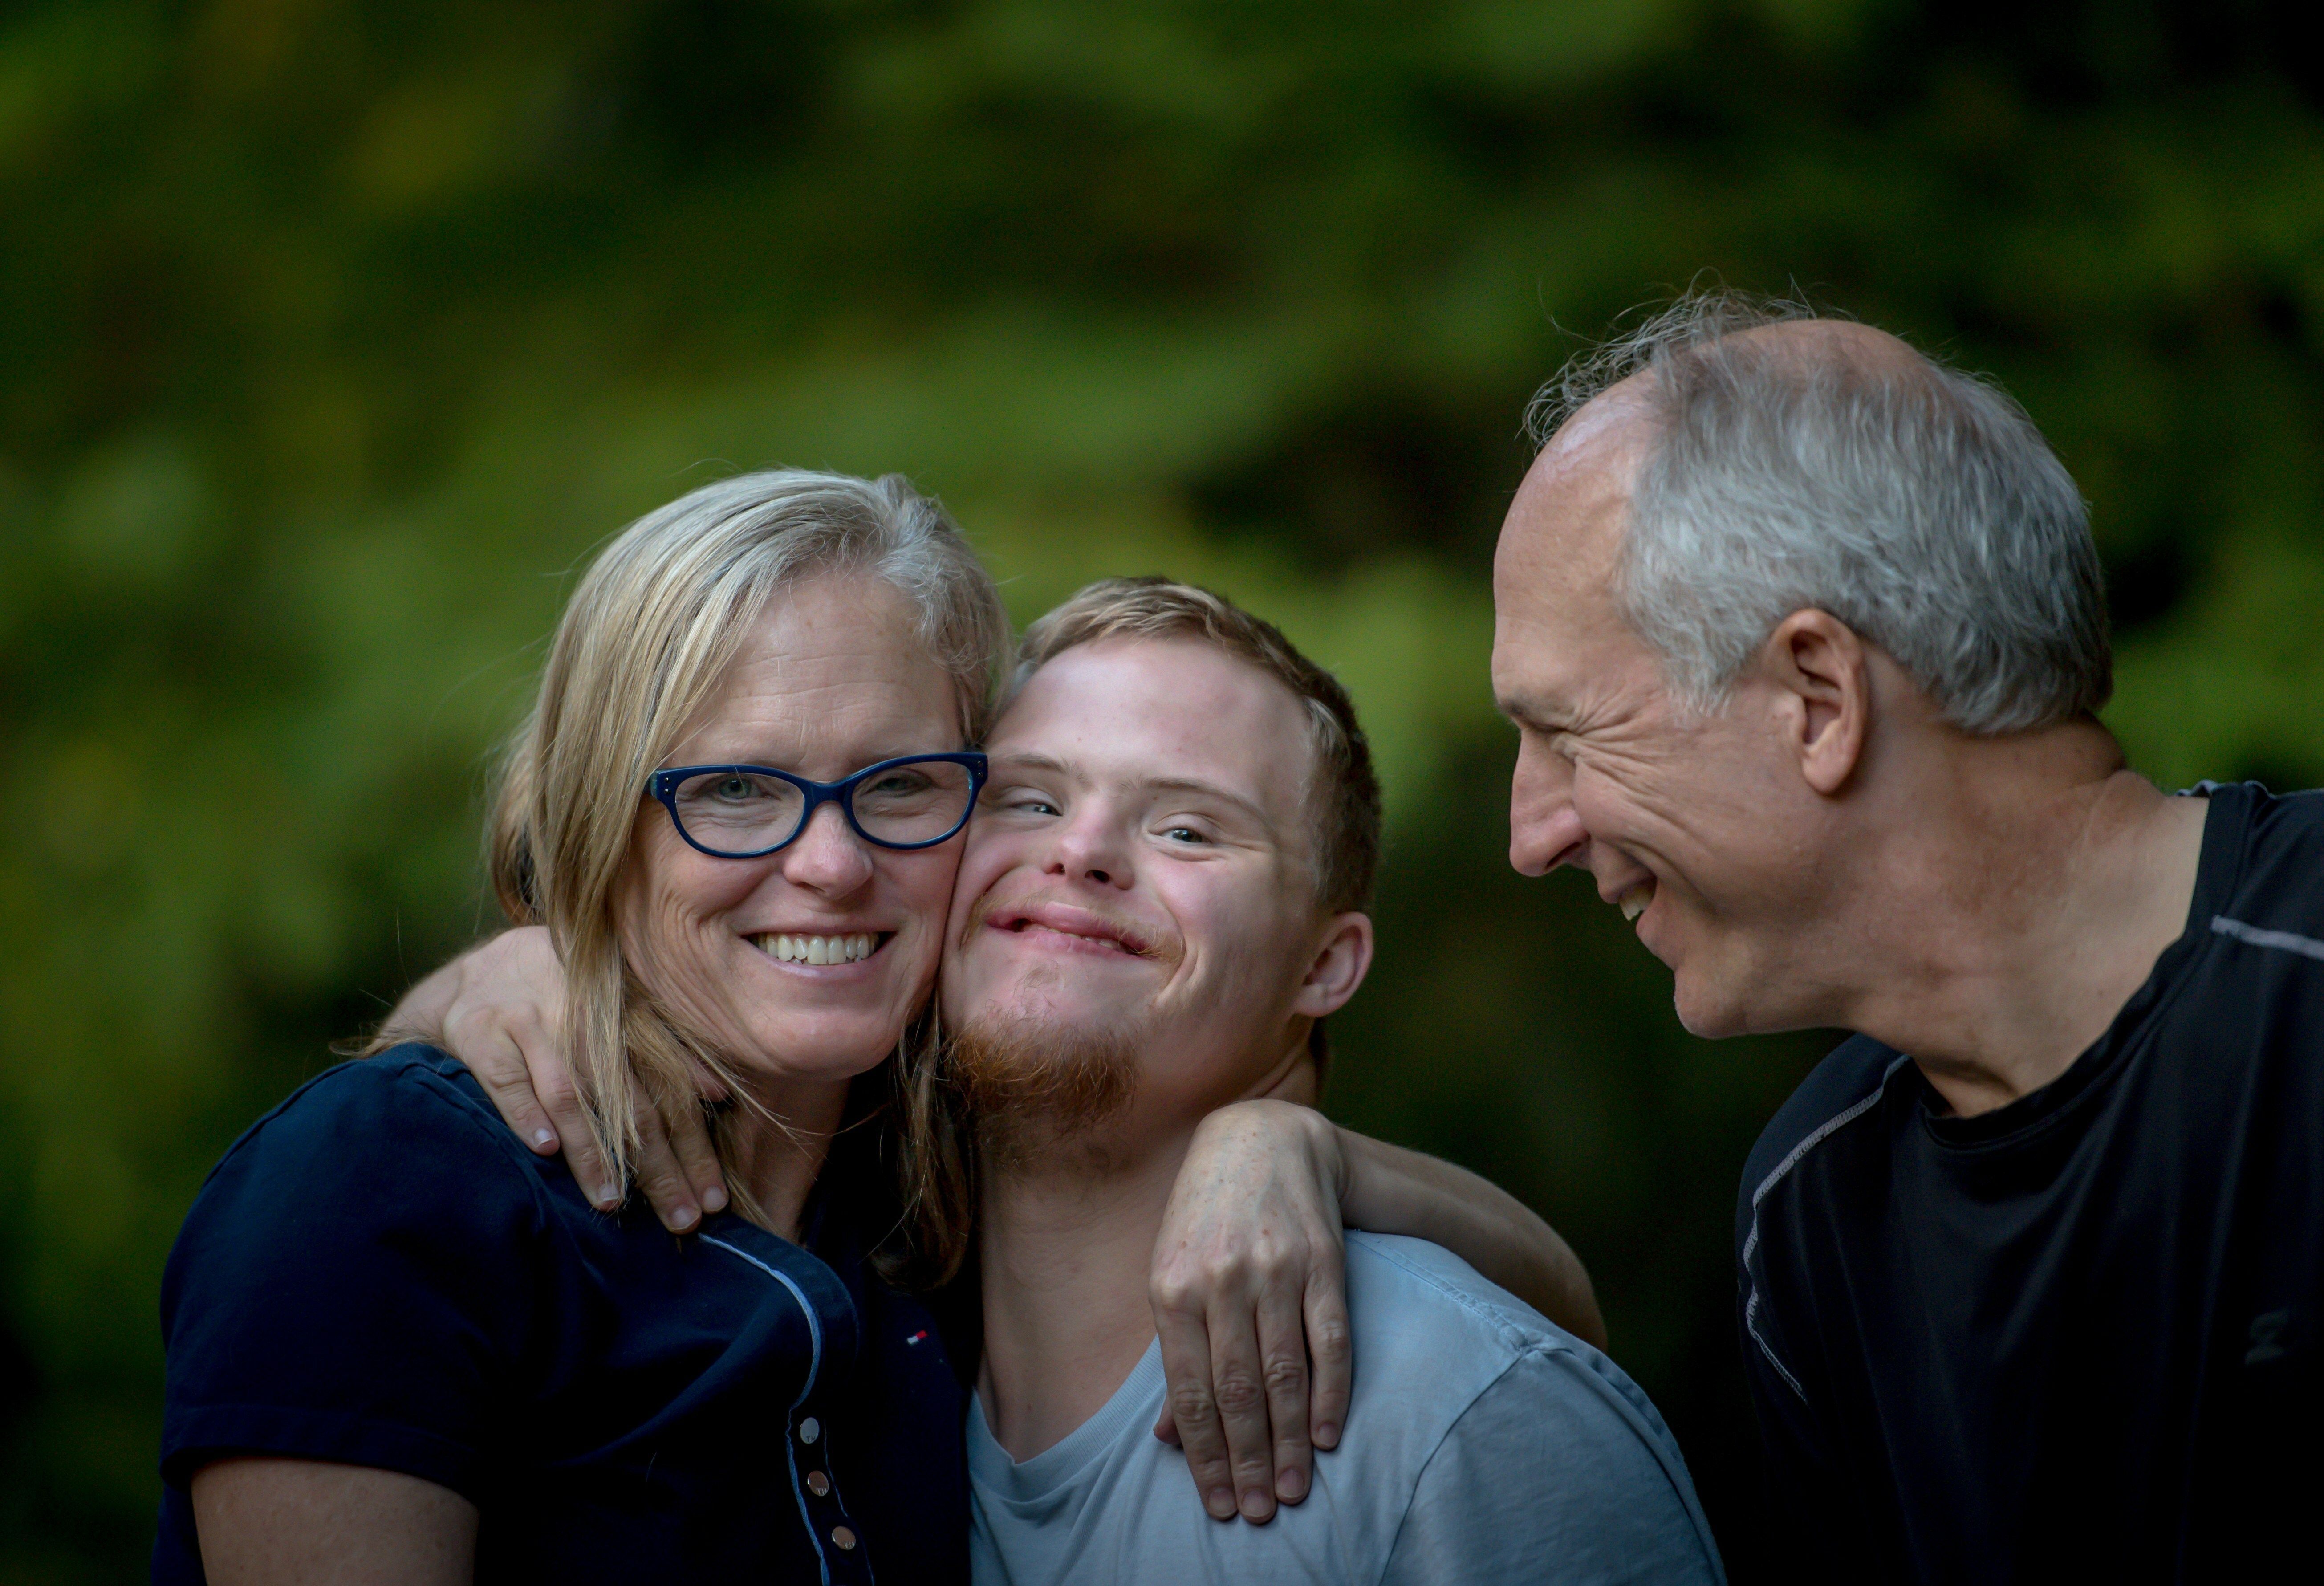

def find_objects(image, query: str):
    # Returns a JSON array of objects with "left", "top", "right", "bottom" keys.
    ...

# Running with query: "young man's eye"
[{"left": 1161, "top": 825, "right": 1208, "bottom": 844}]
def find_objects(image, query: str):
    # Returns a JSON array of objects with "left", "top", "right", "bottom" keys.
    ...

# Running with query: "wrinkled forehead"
[
  {"left": 989, "top": 637, "right": 1316, "bottom": 821},
  {"left": 1497, "top": 398, "right": 1652, "bottom": 622}
]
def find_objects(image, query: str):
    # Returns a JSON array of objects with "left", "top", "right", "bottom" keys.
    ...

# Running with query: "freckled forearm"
[{"left": 1336, "top": 1128, "right": 1607, "bottom": 1349}]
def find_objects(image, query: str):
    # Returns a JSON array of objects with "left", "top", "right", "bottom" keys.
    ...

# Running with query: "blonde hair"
[
  {"left": 488, "top": 469, "right": 1008, "bottom": 1240},
  {"left": 1016, "top": 577, "right": 1381, "bottom": 911}
]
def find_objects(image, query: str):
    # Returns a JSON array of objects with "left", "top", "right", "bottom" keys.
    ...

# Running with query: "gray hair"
[{"left": 1526, "top": 292, "right": 2111, "bottom": 734}]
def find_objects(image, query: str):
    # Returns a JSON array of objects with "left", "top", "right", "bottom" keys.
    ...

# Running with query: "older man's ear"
[{"left": 1761, "top": 609, "right": 1873, "bottom": 797}]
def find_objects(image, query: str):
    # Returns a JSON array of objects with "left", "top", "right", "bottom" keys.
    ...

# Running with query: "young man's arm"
[{"left": 376, "top": 928, "right": 727, "bottom": 1228}]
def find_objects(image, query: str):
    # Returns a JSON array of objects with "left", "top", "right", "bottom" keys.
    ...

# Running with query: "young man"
[
  {"left": 936, "top": 579, "right": 1721, "bottom": 1582},
  {"left": 1495, "top": 290, "right": 2324, "bottom": 1580}
]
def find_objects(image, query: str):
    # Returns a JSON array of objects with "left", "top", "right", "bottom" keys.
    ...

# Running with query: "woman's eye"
[{"left": 713, "top": 776, "right": 759, "bottom": 801}]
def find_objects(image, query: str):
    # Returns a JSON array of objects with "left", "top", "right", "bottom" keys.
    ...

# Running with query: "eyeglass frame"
[{"left": 643, "top": 751, "right": 989, "bottom": 860}]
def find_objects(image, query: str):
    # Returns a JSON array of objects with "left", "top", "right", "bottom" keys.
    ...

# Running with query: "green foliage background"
[{"left": 4, "top": 0, "right": 2320, "bottom": 1578}]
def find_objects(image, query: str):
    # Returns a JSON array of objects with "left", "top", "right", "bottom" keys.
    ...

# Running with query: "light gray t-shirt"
[{"left": 968, "top": 1232, "right": 1725, "bottom": 1585}]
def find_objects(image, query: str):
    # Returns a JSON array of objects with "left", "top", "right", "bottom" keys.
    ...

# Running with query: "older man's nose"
[
  {"left": 780, "top": 802, "right": 876, "bottom": 895},
  {"left": 1509, "top": 743, "right": 1588, "bottom": 877}
]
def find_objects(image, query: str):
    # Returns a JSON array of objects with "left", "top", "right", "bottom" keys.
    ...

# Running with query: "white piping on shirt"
[
  {"left": 1739, "top": 1055, "right": 1914, "bottom": 1405},
  {"left": 703, "top": 1235, "right": 836, "bottom": 1586},
  {"left": 2211, "top": 913, "right": 2324, "bottom": 964}
]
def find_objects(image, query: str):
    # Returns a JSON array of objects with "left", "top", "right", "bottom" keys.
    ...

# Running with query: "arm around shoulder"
[{"left": 1337, "top": 1125, "right": 1607, "bottom": 1349}]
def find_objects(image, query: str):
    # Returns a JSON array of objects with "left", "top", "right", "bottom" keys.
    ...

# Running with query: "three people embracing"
[{"left": 157, "top": 289, "right": 2321, "bottom": 1585}]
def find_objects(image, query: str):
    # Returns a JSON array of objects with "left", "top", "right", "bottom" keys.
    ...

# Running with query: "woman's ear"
[
  {"left": 1293, "top": 913, "right": 1374, "bottom": 1020},
  {"left": 1760, "top": 609, "right": 1871, "bottom": 797}
]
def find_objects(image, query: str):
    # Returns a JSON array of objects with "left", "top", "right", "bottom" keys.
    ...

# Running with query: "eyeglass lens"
[{"left": 669, "top": 760, "right": 976, "bottom": 854}]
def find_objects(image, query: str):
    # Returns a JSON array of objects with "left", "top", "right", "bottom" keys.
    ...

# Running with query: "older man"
[{"left": 1494, "top": 291, "right": 2323, "bottom": 1582}]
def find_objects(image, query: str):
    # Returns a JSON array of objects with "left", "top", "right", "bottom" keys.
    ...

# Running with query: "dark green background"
[{"left": 4, "top": 1, "right": 2321, "bottom": 1578}]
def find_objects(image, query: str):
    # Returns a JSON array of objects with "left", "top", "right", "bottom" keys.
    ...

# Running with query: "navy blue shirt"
[
  {"left": 156, "top": 1045, "right": 968, "bottom": 1584},
  {"left": 1737, "top": 783, "right": 2324, "bottom": 1582}
]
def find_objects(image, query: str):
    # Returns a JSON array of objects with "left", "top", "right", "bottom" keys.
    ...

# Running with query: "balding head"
[
  {"left": 1492, "top": 290, "right": 2113, "bottom": 1037},
  {"left": 1516, "top": 291, "right": 2110, "bottom": 734}
]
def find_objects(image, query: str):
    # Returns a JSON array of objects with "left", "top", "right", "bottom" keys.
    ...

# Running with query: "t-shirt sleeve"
[
  {"left": 159, "top": 1056, "right": 548, "bottom": 1501},
  {"left": 1377, "top": 1344, "right": 1725, "bottom": 1586}
]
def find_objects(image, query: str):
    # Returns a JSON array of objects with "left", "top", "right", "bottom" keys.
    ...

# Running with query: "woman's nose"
[{"left": 779, "top": 802, "right": 877, "bottom": 895}]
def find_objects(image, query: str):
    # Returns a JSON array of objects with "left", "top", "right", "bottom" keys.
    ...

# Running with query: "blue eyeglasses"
[{"left": 644, "top": 752, "right": 988, "bottom": 859}]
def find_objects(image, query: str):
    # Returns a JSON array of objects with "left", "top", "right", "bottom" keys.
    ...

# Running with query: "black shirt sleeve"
[{"left": 159, "top": 1051, "right": 549, "bottom": 1501}]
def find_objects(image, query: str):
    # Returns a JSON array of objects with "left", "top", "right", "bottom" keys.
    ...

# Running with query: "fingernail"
[
  {"left": 1239, "top": 1489, "right": 1273, "bottom": 1521},
  {"left": 1314, "top": 1422, "right": 1339, "bottom": 1448},
  {"left": 669, "top": 1205, "right": 698, "bottom": 1231},
  {"left": 1277, "top": 1468, "right": 1306, "bottom": 1501},
  {"left": 1207, "top": 1488, "right": 1236, "bottom": 1519},
  {"left": 701, "top": 1186, "right": 728, "bottom": 1213},
  {"left": 596, "top": 1185, "right": 620, "bottom": 1209},
  {"left": 531, "top": 1127, "right": 557, "bottom": 1151}
]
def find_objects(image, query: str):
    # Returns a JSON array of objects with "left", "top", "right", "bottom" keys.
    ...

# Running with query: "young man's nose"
[
  {"left": 1046, "top": 810, "right": 1135, "bottom": 890},
  {"left": 779, "top": 801, "right": 877, "bottom": 895}
]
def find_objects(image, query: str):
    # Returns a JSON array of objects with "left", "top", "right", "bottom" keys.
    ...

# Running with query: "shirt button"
[
  {"left": 832, "top": 1526, "right": 857, "bottom": 1551},
  {"left": 799, "top": 1417, "right": 821, "bottom": 1444},
  {"left": 806, "top": 1470, "right": 830, "bottom": 1497}
]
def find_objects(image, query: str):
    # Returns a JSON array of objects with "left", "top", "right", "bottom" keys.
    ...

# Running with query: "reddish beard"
[{"left": 946, "top": 1005, "right": 1142, "bottom": 1168}]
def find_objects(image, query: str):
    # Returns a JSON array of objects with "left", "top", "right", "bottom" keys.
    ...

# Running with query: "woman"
[{"left": 158, "top": 471, "right": 1590, "bottom": 1583}]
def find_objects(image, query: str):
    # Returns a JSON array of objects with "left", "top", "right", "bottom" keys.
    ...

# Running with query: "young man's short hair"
[{"left": 1013, "top": 577, "right": 1383, "bottom": 915}]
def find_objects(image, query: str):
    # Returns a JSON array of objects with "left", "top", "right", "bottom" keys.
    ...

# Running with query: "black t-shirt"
[
  {"left": 1736, "top": 782, "right": 2323, "bottom": 1584},
  {"left": 155, "top": 1045, "right": 969, "bottom": 1584}
]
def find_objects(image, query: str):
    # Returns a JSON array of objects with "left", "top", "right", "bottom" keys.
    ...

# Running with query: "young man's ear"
[
  {"left": 1293, "top": 913, "right": 1374, "bottom": 1019},
  {"left": 1760, "top": 609, "right": 1871, "bottom": 797}
]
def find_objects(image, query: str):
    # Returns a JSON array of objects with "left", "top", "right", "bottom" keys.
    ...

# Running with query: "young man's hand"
[{"left": 380, "top": 927, "right": 728, "bottom": 1232}]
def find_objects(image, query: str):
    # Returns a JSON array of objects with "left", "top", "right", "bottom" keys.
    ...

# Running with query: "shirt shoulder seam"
[
  {"left": 1371, "top": 1350, "right": 1532, "bottom": 1586},
  {"left": 1348, "top": 1232, "right": 1568, "bottom": 1358},
  {"left": 220, "top": 1052, "right": 557, "bottom": 1227},
  {"left": 1739, "top": 1053, "right": 1913, "bottom": 1404},
  {"left": 2210, "top": 913, "right": 2324, "bottom": 965}
]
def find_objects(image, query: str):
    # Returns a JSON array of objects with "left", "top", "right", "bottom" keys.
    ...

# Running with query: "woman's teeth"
[
  {"left": 1617, "top": 882, "right": 1655, "bottom": 922},
  {"left": 755, "top": 932, "right": 878, "bottom": 965}
]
